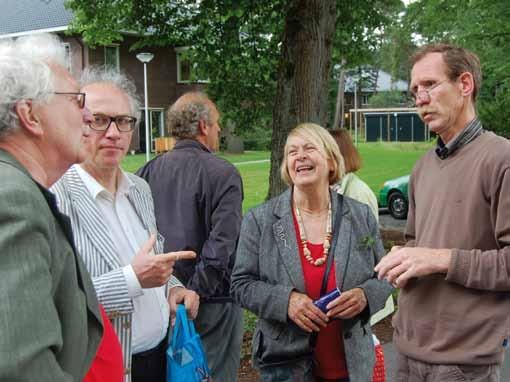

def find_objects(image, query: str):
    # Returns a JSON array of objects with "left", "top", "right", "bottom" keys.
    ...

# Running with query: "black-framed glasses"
[
  {"left": 410, "top": 80, "right": 448, "bottom": 104},
  {"left": 53, "top": 92, "right": 86, "bottom": 109},
  {"left": 90, "top": 113, "right": 137, "bottom": 133}
]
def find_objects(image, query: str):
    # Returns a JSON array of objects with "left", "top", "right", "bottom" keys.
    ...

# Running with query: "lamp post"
[
  {"left": 136, "top": 52, "right": 154, "bottom": 162},
  {"left": 354, "top": 81, "right": 358, "bottom": 146}
]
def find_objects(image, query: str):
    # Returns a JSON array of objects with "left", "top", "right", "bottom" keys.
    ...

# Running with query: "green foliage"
[
  {"left": 241, "top": 125, "right": 272, "bottom": 150},
  {"left": 333, "top": 0, "right": 404, "bottom": 69},
  {"left": 65, "top": 0, "right": 284, "bottom": 135},
  {"left": 66, "top": 0, "right": 404, "bottom": 134},
  {"left": 243, "top": 308, "right": 258, "bottom": 334},
  {"left": 368, "top": 90, "right": 406, "bottom": 108},
  {"left": 376, "top": 15, "right": 416, "bottom": 84}
]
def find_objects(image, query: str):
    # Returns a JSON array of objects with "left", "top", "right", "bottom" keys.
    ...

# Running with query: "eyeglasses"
[
  {"left": 90, "top": 114, "right": 137, "bottom": 132},
  {"left": 53, "top": 92, "right": 86, "bottom": 109},
  {"left": 410, "top": 80, "right": 448, "bottom": 104}
]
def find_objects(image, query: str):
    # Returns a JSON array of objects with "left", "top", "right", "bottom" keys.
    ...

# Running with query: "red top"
[
  {"left": 83, "top": 305, "right": 124, "bottom": 382},
  {"left": 292, "top": 211, "right": 348, "bottom": 380}
]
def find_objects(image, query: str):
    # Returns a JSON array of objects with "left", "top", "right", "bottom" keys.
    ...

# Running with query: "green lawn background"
[{"left": 122, "top": 142, "right": 432, "bottom": 213}]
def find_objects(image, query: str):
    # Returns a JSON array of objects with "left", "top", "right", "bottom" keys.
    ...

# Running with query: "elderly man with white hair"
[
  {"left": 0, "top": 34, "right": 102, "bottom": 380},
  {"left": 52, "top": 66, "right": 199, "bottom": 382}
]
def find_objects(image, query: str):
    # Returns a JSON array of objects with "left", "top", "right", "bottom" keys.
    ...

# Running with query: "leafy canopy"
[{"left": 66, "top": 0, "right": 402, "bottom": 135}]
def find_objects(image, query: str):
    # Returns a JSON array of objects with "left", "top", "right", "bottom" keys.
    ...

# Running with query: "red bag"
[{"left": 372, "top": 335, "right": 386, "bottom": 382}]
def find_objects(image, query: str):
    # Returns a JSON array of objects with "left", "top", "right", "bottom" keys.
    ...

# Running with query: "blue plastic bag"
[{"left": 167, "top": 304, "right": 212, "bottom": 382}]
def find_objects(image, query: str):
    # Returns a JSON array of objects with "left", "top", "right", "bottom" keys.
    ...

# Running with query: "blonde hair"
[{"left": 280, "top": 123, "right": 345, "bottom": 186}]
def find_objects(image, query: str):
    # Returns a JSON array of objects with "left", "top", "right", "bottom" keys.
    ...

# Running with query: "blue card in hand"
[{"left": 313, "top": 288, "right": 341, "bottom": 313}]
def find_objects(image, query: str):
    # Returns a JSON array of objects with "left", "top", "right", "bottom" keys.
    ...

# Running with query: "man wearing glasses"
[
  {"left": 0, "top": 34, "right": 103, "bottom": 380},
  {"left": 52, "top": 67, "right": 199, "bottom": 382},
  {"left": 376, "top": 44, "right": 510, "bottom": 381}
]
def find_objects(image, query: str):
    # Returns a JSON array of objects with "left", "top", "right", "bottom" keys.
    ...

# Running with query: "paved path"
[
  {"left": 382, "top": 342, "right": 510, "bottom": 381},
  {"left": 378, "top": 208, "right": 407, "bottom": 231},
  {"left": 232, "top": 159, "right": 270, "bottom": 166}
]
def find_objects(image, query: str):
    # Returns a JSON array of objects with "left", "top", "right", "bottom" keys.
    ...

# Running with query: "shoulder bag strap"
[
  {"left": 320, "top": 194, "right": 343, "bottom": 296},
  {"left": 310, "top": 194, "right": 344, "bottom": 349}
]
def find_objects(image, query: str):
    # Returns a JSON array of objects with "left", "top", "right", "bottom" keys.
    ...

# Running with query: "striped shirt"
[
  {"left": 75, "top": 165, "right": 169, "bottom": 354},
  {"left": 435, "top": 117, "right": 484, "bottom": 159}
]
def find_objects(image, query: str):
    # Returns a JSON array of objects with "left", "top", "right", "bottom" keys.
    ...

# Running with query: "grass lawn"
[
  {"left": 122, "top": 142, "right": 432, "bottom": 212},
  {"left": 121, "top": 150, "right": 270, "bottom": 174},
  {"left": 357, "top": 141, "right": 433, "bottom": 193}
]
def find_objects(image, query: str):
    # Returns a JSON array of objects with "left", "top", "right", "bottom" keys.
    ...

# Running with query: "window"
[
  {"left": 140, "top": 109, "right": 165, "bottom": 152},
  {"left": 150, "top": 109, "right": 165, "bottom": 140},
  {"left": 175, "top": 47, "right": 208, "bottom": 83},
  {"left": 63, "top": 43, "right": 72, "bottom": 73},
  {"left": 104, "top": 46, "right": 120, "bottom": 71},
  {"left": 361, "top": 94, "right": 370, "bottom": 105}
]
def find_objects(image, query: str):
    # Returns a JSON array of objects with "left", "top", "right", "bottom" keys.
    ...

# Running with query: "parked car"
[{"left": 379, "top": 175, "right": 409, "bottom": 219}]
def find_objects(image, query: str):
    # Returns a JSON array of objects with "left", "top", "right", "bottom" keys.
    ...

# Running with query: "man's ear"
[
  {"left": 458, "top": 72, "right": 475, "bottom": 98},
  {"left": 198, "top": 119, "right": 208, "bottom": 136},
  {"left": 14, "top": 100, "right": 44, "bottom": 137}
]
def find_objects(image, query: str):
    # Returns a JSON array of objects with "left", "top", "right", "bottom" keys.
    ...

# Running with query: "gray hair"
[
  {"left": 0, "top": 33, "right": 67, "bottom": 137},
  {"left": 168, "top": 92, "right": 214, "bottom": 139},
  {"left": 80, "top": 66, "right": 141, "bottom": 123}
]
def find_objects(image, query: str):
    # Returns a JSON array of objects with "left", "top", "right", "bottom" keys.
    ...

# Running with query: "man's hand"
[
  {"left": 287, "top": 291, "right": 329, "bottom": 333},
  {"left": 168, "top": 287, "right": 200, "bottom": 326},
  {"left": 131, "top": 234, "right": 196, "bottom": 288},
  {"left": 326, "top": 288, "right": 367, "bottom": 319},
  {"left": 374, "top": 246, "right": 451, "bottom": 288}
]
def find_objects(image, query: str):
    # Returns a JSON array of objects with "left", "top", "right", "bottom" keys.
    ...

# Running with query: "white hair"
[
  {"left": 80, "top": 66, "right": 141, "bottom": 123},
  {"left": 0, "top": 33, "right": 67, "bottom": 137}
]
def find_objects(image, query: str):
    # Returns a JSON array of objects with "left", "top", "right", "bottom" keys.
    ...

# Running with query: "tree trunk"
[{"left": 267, "top": 0, "right": 337, "bottom": 199}]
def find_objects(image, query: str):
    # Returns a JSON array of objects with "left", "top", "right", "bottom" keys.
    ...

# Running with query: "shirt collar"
[
  {"left": 75, "top": 164, "right": 134, "bottom": 200},
  {"left": 435, "top": 117, "right": 484, "bottom": 160},
  {"left": 174, "top": 138, "right": 212, "bottom": 153}
]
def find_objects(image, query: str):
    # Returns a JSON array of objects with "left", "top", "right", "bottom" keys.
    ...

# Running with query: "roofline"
[
  {"left": 0, "top": 25, "right": 69, "bottom": 39},
  {"left": 0, "top": 26, "right": 144, "bottom": 40},
  {"left": 349, "top": 107, "right": 418, "bottom": 112}
]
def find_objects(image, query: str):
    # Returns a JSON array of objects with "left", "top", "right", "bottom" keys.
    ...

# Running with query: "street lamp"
[{"left": 136, "top": 52, "right": 154, "bottom": 162}]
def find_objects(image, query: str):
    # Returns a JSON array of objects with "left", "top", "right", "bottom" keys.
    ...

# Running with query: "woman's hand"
[
  {"left": 288, "top": 291, "right": 329, "bottom": 333},
  {"left": 326, "top": 288, "right": 367, "bottom": 319}
]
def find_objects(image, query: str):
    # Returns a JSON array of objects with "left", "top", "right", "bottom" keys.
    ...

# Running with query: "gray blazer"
[
  {"left": 231, "top": 188, "right": 392, "bottom": 382},
  {"left": 0, "top": 151, "right": 102, "bottom": 381},
  {"left": 52, "top": 166, "right": 182, "bottom": 381}
]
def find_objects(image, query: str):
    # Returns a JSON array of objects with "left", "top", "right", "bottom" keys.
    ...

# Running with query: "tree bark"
[{"left": 267, "top": 0, "right": 337, "bottom": 199}]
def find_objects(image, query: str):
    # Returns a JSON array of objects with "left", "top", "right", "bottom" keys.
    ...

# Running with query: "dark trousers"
[
  {"left": 396, "top": 352, "right": 501, "bottom": 382},
  {"left": 194, "top": 302, "right": 244, "bottom": 382},
  {"left": 259, "top": 359, "right": 350, "bottom": 382},
  {"left": 132, "top": 338, "right": 167, "bottom": 382}
]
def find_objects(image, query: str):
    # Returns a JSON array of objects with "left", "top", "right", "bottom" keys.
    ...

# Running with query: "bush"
[
  {"left": 368, "top": 90, "right": 406, "bottom": 108},
  {"left": 243, "top": 137, "right": 272, "bottom": 151},
  {"left": 241, "top": 124, "right": 272, "bottom": 150}
]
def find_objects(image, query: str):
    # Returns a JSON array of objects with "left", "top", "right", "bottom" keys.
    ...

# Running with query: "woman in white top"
[{"left": 330, "top": 129, "right": 378, "bottom": 222}]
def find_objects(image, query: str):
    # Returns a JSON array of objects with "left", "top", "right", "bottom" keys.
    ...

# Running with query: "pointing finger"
[{"left": 159, "top": 251, "right": 196, "bottom": 263}]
